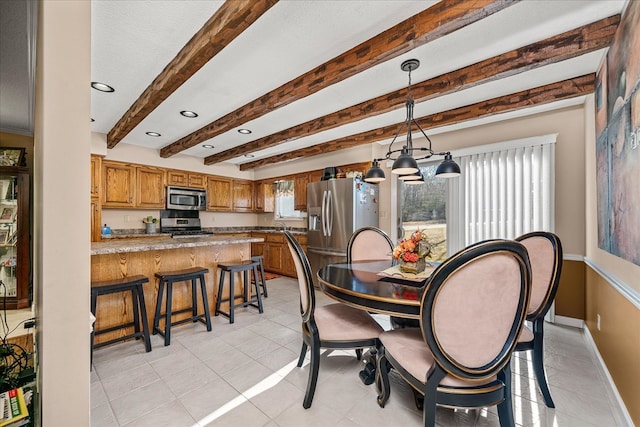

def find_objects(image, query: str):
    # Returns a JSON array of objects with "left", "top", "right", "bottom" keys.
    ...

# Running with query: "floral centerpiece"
[{"left": 393, "top": 230, "right": 431, "bottom": 274}]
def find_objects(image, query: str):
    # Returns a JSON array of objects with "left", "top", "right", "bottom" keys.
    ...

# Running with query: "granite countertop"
[
  {"left": 102, "top": 227, "right": 307, "bottom": 240},
  {"left": 91, "top": 235, "right": 264, "bottom": 255}
]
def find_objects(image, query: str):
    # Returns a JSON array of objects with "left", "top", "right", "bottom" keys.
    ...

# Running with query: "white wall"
[{"left": 35, "top": 0, "right": 91, "bottom": 424}]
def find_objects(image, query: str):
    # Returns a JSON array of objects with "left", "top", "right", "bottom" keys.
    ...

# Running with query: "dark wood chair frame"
[
  {"left": 375, "top": 239, "right": 532, "bottom": 427},
  {"left": 346, "top": 226, "right": 395, "bottom": 264},
  {"left": 515, "top": 231, "right": 563, "bottom": 408},
  {"left": 284, "top": 230, "right": 379, "bottom": 409}
]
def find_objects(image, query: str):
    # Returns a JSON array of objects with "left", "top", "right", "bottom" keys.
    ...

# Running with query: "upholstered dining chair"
[
  {"left": 283, "top": 230, "right": 384, "bottom": 409},
  {"left": 514, "top": 231, "right": 563, "bottom": 408},
  {"left": 375, "top": 239, "right": 531, "bottom": 427},
  {"left": 347, "top": 226, "right": 417, "bottom": 330},
  {"left": 347, "top": 226, "right": 395, "bottom": 264}
]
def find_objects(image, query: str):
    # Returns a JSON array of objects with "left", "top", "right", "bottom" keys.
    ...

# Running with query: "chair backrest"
[
  {"left": 515, "top": 231, "right": 563, "bottom": 320},
  {"left": 347, "top": 226, "right": 394, "bottom": 263},
  {"left": 283, "top": 230, "right": 315, "bottom": 323},
  {"left": 420, "top": 239, "right": 531, "bottom": 382}
]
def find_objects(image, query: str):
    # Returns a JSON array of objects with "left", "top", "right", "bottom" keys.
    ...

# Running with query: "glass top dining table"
[{"left": 316, "top": 260, "right": 430, "bottom": 320}]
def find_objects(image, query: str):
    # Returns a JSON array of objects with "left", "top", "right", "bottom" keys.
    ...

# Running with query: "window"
[
  {"left": 399, "top": 135, "right": 555, "bottom": 258},
  {"left": 274, "top": 180, "right": 304, "bottom": 219},
  {"left": 400, "top": 164, "right": 449, "bottom": 262}
]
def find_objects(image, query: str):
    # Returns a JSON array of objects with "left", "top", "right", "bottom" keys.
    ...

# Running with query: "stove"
[{"left": 160, "top": 209, "right": 213, "bottom": 238}]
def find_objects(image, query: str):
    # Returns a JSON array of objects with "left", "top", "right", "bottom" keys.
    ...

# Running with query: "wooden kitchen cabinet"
[
  {"left": 102, "top": 161, "right": 135, "bottom": 207},
  {"left": 252, "top": 232, "right": 306, "bottom": 277},
  {"left": 135, "top": 166, "right": 166, "bottom": 208},
  {"left": 254, "top": 180, "right": 275, "bottom": 213},
  {"left": 167, "top": 170, "right": 206, "bottom": 189},
  {"left": 294, "top": 173, "right": 309, "bottom": 211},
  {"left": 265, "top": 234, "right": 283, "bottom": 272},
  {"left": 233, "top": 179, "right": 254, "bottom": 211},
  {"left": 206, "top": 176, "right": 232, "bottom": 211},
  {"left": 90, "top": 155, "right": 102, "bottom": 199},
  {"left": 91, "top": 199, "right": 101, "bottom": 242}
]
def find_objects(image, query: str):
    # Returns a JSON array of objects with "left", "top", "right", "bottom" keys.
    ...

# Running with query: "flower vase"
[
  {"left": 145, "top": 223, "right": 156, "bottom": 234},
  {"left": 400, "top": 257, "right": 426, "bottom": 274}
]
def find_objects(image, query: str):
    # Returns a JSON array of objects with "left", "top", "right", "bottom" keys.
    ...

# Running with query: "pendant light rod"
[{"left": 364, "top": 58, "right": 460, "bottom": 183}]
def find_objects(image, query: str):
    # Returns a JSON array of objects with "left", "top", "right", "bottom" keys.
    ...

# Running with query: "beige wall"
[
  {"left": 583, "top": 94, "right": 639, "bottom": 424},
  {"left": 35, "top": 0, "right": 91, "bottom": 425}
]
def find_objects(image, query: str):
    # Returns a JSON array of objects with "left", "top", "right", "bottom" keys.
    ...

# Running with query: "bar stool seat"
[
  {"left": 251, "top": 255, "right": 268, "bottom": 298},
  {"left": 215, "top": 260, "right": 264, "bottom": 324},
  {"left": 91, "top": 274, "right": 151, "bottom": 366},
  {"left": 153, "top": 266, "right": 212, "bottom": 346}
]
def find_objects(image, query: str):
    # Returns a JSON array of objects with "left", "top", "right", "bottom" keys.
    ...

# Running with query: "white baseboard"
[
  {"left": 552, "top": 315, "right": 584, "bottom": 329},
  {"left": 583, "top": 326, "right": 635, "bottom": 427}
]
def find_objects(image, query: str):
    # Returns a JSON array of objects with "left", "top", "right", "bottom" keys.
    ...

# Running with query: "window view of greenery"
[{"left": 401, "top": 165, "right": 448, "bottom": 262}]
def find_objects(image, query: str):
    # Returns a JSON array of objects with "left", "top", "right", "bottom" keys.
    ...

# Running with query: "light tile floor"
[{"left": 91, "top": 277, "right": 629, "bottom": 427}]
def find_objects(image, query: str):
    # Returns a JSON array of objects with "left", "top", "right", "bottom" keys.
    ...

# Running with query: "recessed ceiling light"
[
  {"left": 91, "top": 82, "right": 115, "bottom": 92},
  {"left": 202, "top": 144, "right": 214, "bottom": 149},
  {"left": 244, "top": 154, "right": 255, "bottom": 158},
  {"left": 238, "top": 129, "right": 252, "bottom": 134},
  {"left": 180, "top": 110, "right": 198, "bottom": 118},
  {"left": 145, "top": 132, "right": 161, "bottom": 137}
]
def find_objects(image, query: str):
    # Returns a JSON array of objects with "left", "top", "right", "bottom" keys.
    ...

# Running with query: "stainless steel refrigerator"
[{"left": 307, "top": 177, "right": 379, "bottom": 284}]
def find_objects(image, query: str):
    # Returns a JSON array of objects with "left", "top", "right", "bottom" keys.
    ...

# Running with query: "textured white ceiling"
[{"left": 0, "top": 1, "right": 629, "bottom": 167}]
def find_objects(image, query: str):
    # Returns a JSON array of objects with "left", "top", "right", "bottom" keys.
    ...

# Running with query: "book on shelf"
[{"left": 0, "top": 388, "right": 28, "bottom": 426}]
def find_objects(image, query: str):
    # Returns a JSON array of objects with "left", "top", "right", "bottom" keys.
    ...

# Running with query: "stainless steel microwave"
[{"left": 166, "top": 186, "right": 207, "bottom": 210}]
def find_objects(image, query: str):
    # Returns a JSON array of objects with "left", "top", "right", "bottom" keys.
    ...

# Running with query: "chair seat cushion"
[
  {"left": 315, "top": 303, "right": 383, "bottom": 342},
  {"left": 380, "top": 328, "right": 496, "bottom": 388},
  {"left": 517, "top": 324, "right": 533, "bottom": 343}
]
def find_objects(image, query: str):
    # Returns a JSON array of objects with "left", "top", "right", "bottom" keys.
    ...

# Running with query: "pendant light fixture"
[{"left": 364, "top": 59, "right": 460, "bottom": 183}]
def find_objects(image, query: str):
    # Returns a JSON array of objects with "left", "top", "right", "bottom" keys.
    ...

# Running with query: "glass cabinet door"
[
  {"left": 0, "top": 177, "right": 18, "bottom": 297},
  {"left": 0, "top": 168, "right": 29, "bottom": 309}
]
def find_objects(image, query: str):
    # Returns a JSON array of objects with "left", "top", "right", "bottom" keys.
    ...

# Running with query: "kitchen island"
[{"left": 91, "top": 235, "right": 263, "bottom": 346}]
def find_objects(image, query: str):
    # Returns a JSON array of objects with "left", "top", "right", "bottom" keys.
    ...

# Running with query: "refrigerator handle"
[
  {"left": 327, "top": 190, "right": 333, "bottom": 236},
  {"left": 321, "top": 190, "right": 327, "bottom": 236}
]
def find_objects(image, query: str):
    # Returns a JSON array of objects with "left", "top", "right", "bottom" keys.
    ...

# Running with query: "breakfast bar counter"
[
  {"left": 91, "top": 235, "right": 264, "bottom": 345},
  {"left": 91, "top": 235, "right": 263, "bottom": 255}
]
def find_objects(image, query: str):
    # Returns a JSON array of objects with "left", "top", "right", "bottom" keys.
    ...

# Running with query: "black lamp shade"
[
  {"left": 364, "top": 160, "right": 386, "bottom": 183},
  {"left": 405, "top": 175, "right": 425, "bottom": 185},
  {"left": 435, "top": 153, "right": 461, "bottom": 178},
  {"left": 391, "top": 149, "right": 419, "bottom": 175},
  {"left": 399, "top": 172, "right": 421, "bottom": 181}
]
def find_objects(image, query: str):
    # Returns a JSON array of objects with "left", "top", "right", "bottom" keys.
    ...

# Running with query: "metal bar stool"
[
  {"left": 251, "top": 255, "right": 268, "bottom": 298},
  {"left": 91, "top": 275, "right": 151, "bottom": 367},
  {"left": 153, "top": 266, "right": 212, "bottom": 346},
  {"left": 215, "top": 260, "right": 264, "bottom": 324}
]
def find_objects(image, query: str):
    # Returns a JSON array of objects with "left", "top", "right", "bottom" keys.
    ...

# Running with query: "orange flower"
[{"left": 393, "top": 230, "right": 430, "bottom": 261}]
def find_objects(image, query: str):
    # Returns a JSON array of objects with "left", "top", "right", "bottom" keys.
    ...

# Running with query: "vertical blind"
[{"left": 449, "top": 141, "right": 555, "bottom": 249}]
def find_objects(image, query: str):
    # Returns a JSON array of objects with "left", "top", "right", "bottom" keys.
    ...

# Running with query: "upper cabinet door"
[
  {"left": 167, "top": 170, "right": 188, "bottom": 187},
  {"left": 206, "top": 176, "right": 232, "bottom": 211},
  {"left": 102, "top": 161, "right": 135, "bottom": 207},
  {"left": 188, "top": 173, "right": 206, "bottom": 188},
  {"left": 233, "top": 180, "right": 254, "bottom": 211},
  {"left": 90, "top": 155, "right": 102, "bottom": 199},
  {"left": 294, "top": 173, "right": 309, "bottom": 211},
  {"left": 136, "top": 166, "right": 166, "bottom": 208}
]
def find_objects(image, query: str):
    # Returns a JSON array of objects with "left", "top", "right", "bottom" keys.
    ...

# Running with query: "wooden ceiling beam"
[
  {"left": 106, "top": 0, "right": 278, "bottom": 149},
  {"left": 239, "top": 74, "right": 594, "bottom": 170},
  {"left": 207, "top": 15, "right": 618, "bottom": 165},
  {"left": 161, "top": 0, "right": 519, "bottom": 158}
]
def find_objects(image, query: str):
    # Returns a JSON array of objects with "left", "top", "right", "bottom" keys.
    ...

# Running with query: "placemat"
[{"left": 377, "top": 264, "right": 437, "bottom": 282}]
